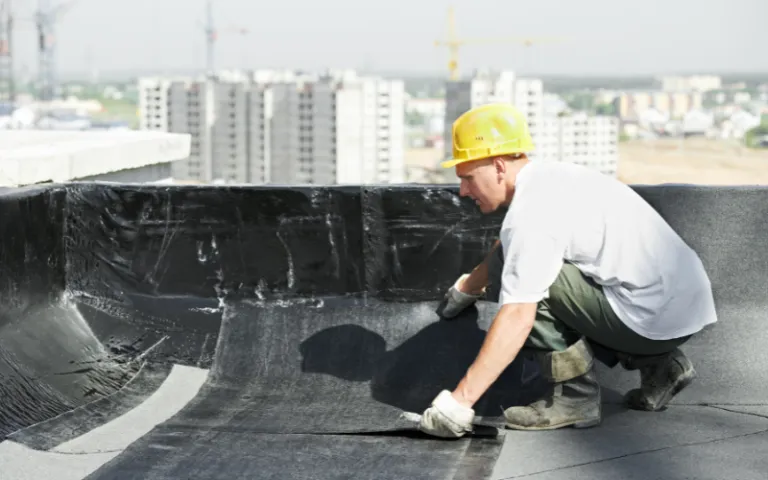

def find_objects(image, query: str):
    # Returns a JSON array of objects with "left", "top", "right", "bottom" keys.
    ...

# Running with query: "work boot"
[
  {"left": 619, "top": 348, "right": 696, "bottom": 411},
  {"left": 504, "top": 337, "right": 601, "bottom": 430}
]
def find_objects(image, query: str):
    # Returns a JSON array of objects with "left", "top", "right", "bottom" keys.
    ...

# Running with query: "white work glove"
[
  {"left": 436, "top": 274, "right": 483, "bottom": 318},
  {"left": 418, "top": 390, "right": 475, "bottom": 438}
]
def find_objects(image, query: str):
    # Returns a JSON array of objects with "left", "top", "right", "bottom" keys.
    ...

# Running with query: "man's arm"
[
  {"left": 459, "top": 240, "right": 501, "bottom": 295},
  {"left": 452, "top": 302, "right": 537, "bottom": 407}
]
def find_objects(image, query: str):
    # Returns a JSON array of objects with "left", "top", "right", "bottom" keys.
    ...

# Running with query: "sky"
[{"left": 8, "top": 0, "right": 768, "bottom": 80}]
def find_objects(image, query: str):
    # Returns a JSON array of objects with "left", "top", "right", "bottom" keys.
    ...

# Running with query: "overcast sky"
[{"left": 9, "top": 0, "right": 768, "bottom": 79}]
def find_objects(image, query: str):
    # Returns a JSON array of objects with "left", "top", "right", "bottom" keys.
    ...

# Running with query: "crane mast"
[{"left": 0, "top": 0, "right": 13, "bottom": 103}]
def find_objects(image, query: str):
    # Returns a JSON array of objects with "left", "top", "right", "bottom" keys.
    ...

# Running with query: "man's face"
[{"left": 456, "top": 157, "right": 506, "bottom": 214}]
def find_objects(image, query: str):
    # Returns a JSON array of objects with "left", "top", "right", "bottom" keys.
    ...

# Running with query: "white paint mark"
[
  {"left": 196, "top": 240, "right": 207, "bottom": 263},
  {"left": 276, "top": 231, "right": 295, "bottom": 289},
  {"left": 190, "top": 307, "right": 220, "bottom": 314},
  {"left": 326, "top": 213, "right": 340, "bottom": 278},
  {"left": 254, "top": 279, "right": 266, "bottom": 301},
  {"left": 134, "top": 335, "right": 169, "bottom": 363},
  {"left": 212, "top": 268, "right": 226, "bottom": 311}
]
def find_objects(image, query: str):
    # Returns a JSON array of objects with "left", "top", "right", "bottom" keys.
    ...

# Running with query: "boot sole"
[
  {"left": 505, "top": 403, "right": 602, "bottom": 431},
  {"left": 505, "top": 415, "right": 601, "bottom": 431}
]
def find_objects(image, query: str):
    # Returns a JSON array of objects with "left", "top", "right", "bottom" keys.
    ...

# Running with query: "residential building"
[
  {"left": 614, "top": 91, "right": 703, "bottom": 121},
  {"left": 138, "top": 70, "right": 404, "bottom": 185},
  {"left": 660, "top": 75, "right": 722, "bottom": 93},
  {"left": 542, "top": 113, "right": 619, "bottom": 176}
]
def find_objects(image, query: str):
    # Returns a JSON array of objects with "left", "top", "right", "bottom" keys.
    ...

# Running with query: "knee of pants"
[{"left": 485, "top": 245, "right": 505, "bottom": 303}]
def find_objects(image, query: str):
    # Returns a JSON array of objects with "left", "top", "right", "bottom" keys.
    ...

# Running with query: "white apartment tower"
[
  {"left": 211, "top": 80, "right": 270, "bottom": 183},
  {"left": 138, "top": 70, "right": 403, "bottom": 185},
  {"left": 139, "top": 78, "right": 171, "bottom": 132},
  {"left": 269, "top": 79, "right": 337, "bottom": 185},
  {"left": 444, "top": 70, "right": 618, "bottom": 176},
  {"left": 540, "top": 114, "right": 619, "bottom": 176},
  {"left": 334, "top": 73, "right": 405, "bottom": 184},
  {"left": 267, "top": 71, "right": 404, "bottom": 185}
]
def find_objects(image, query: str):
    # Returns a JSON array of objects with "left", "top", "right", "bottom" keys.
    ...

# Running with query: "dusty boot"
[
  {"left": 619, "top": 348, "right": 696, "bottom": 411},
  {"left": 504, "top": 337, "right": 601, "bottom": 430}
]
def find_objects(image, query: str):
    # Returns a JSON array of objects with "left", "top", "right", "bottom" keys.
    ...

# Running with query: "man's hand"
[
  {"left": 436, "top": 241, "right": 500, "bottom": 319},
  {"left": 418, "top": 390, "right": 475, "bottom": 438},
  {"left": 436, "top": 274, "right": 484, "bottom": 318}
]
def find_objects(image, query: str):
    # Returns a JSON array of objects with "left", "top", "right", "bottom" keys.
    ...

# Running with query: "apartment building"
[
  {"left": 615, "top": 90, "right": 704, "bottom": 121},
  {"left": 444, "top": 70, "right": 618, "bottom": 176},
  {"left": 139, "top": 78, "right": 171, "bottom": 132},
  {"left": 139, "top": 77, "right": 213, "bottom": 181},
  {"left": 138, "top": 70, "right": 404, "bottom": 185},
  {"left": 541, "top": 113, "right": 619, "bottom": 176},
  {"left": 660, "top": 75, "right": 722, "bottom": 93}
]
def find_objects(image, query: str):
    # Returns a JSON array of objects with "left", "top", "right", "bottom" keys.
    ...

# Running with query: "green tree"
[
  {"left": 564, "top": 93, "right": 594, "bottom": 112},
  {"left": 594, "top": 102, "right": 617, "bottom": 116},
  {"left": 744, "top": 115, "right": 768, "bottom": 148}
]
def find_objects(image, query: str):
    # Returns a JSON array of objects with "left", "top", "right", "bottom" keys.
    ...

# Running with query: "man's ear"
[{"left": 494, "top": 156, "right": 507, "bottom": 174}]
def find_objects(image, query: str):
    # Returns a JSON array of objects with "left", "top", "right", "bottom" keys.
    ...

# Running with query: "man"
[{"left": 418, "top": 103, "right": 717, "bottom": 438}]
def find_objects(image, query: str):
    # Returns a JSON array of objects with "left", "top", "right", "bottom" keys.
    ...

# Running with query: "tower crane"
[
  {"left": 36, "top": 0, "right": 79, "bottom": 101},
  {"left": 435, "top": 6, "right": 561, "bottom": 81},
  {"left": 0, "top": 0, "right": 13, "bottom": 103},
  {"left": 203, "top": 0, "right": 248, "bottom": 75}
]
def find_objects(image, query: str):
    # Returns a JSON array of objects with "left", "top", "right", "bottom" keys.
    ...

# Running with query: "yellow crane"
[{"left": 434, "top": 6, "right": 561, "bottom": 81}]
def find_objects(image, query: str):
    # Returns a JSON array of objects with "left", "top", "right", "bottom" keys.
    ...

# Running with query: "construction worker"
[{"left": 417, "top": 103, "right": 718, "bottom": 438}]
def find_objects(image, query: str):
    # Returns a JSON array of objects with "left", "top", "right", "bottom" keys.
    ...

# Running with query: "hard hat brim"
[
  {"left": 440, "top": 158, "right": 472, "bottom": 168},
  {"left": 440, "top": 148, "right": 534, "bottom": 169}
]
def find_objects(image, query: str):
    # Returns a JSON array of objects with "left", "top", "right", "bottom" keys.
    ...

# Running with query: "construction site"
[{"left": 0, "top": 2, "right": 766, "bottom": 480}]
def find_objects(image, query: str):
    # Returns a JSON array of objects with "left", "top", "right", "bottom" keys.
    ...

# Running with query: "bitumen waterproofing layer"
[{"left": 0, "top": 182, "right": 766, "bottom": 479}]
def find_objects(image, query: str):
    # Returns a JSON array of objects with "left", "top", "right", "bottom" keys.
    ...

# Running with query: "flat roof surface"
[
  {"left": 0, "top": 182, "right": 766, "bottom": 480},
  {"left": 0, "top": 130, "right": 191, "bottom": 186}
]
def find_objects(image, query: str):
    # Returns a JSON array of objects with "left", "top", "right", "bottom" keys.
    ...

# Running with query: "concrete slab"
[
  {"left": 0, "top": 441, "right": 116, "bottom": 480},
  {"left": 0, "top": 130, "right": 190, "bottom": 186}
]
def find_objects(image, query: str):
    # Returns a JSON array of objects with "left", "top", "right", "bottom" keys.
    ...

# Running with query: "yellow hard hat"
[{"left": 441, "top": 103, "right": 535, "bottom": 168}]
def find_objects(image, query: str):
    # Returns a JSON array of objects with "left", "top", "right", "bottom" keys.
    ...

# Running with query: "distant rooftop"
[{"left": 0, "top": 130, "right": 191, "bottom": 187}]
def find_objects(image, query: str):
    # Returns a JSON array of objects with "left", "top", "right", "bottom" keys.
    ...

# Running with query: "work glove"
[
  {"left": 435, "top": 274, "right": 483, "bottom": 319},
  {"left": 418, "top": 390, "right": 475, "bottom": 439}
]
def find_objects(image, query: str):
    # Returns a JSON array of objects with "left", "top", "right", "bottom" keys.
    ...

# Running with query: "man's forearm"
[
  {"left": 462, "top": 240, "right": 501, "bottom": 295},
  {"left": 452, "top": 302, "right": 536, "bottom": 407}
]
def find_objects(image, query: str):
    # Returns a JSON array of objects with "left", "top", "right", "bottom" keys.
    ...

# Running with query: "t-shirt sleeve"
[{"left": 498, "top": 221, "right": 567, "bottom": 305}]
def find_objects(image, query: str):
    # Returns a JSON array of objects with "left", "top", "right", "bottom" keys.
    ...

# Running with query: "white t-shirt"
[{"left": 498, "top": 160, "right": 717, "bottom": 340}]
